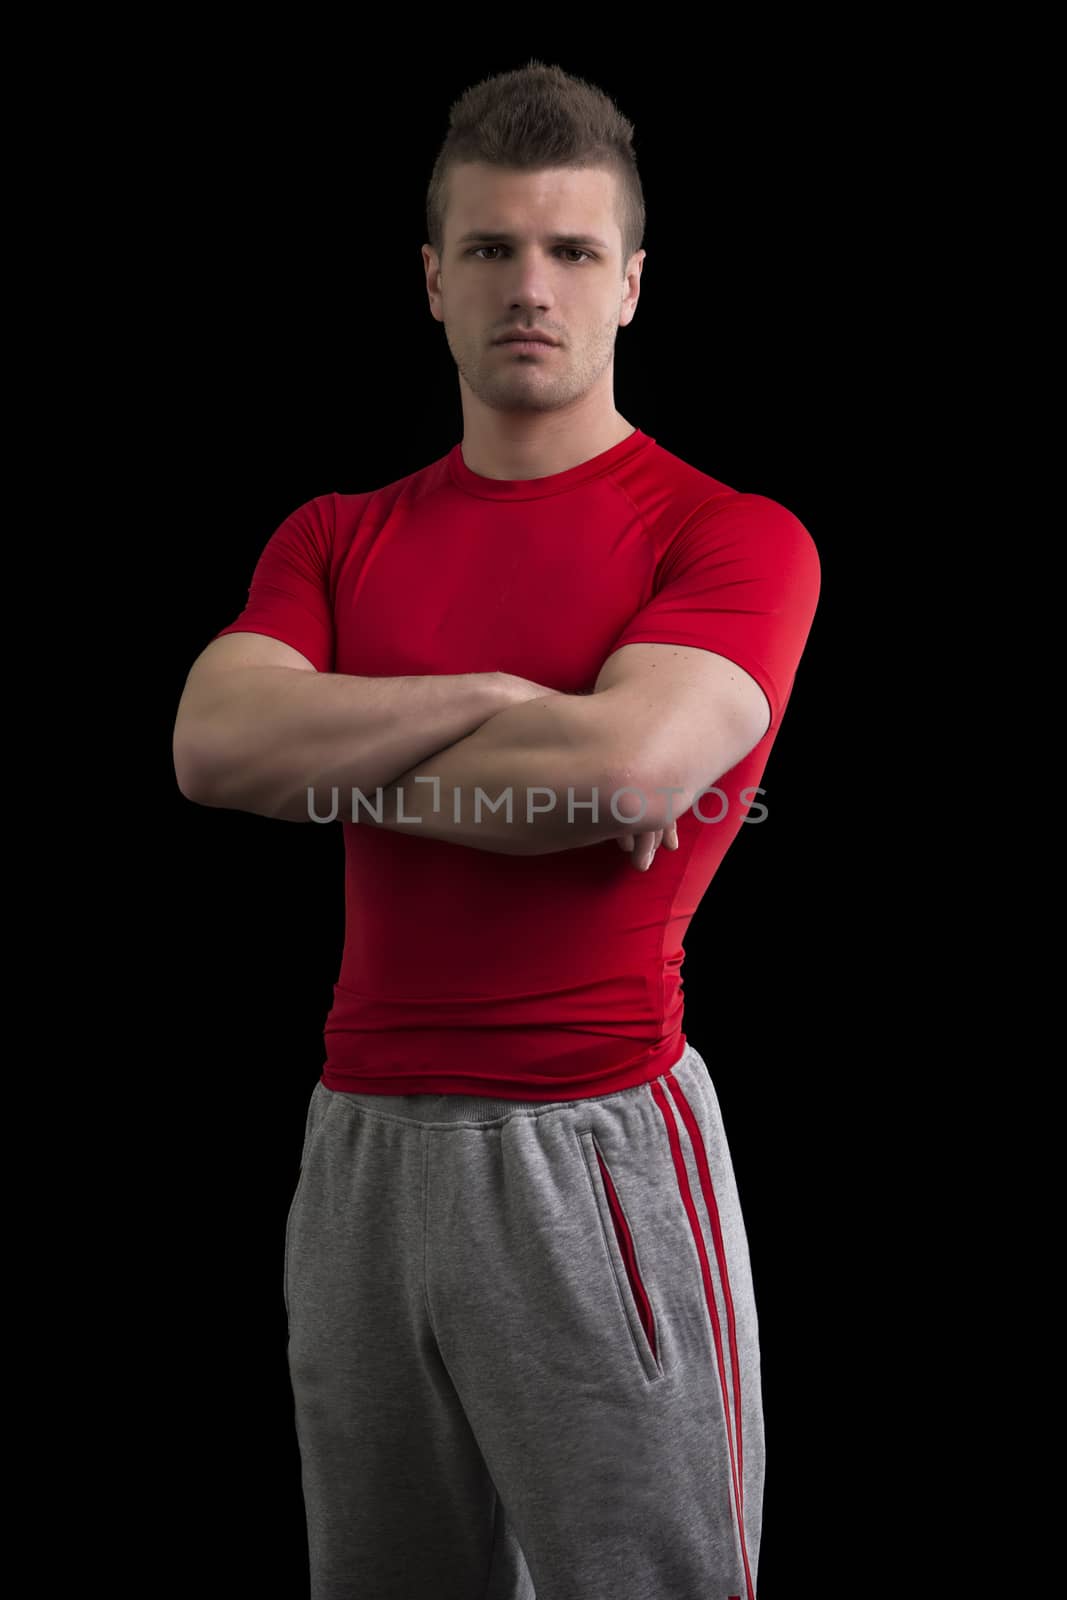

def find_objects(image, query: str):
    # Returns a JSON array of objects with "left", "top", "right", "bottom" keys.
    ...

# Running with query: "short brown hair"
[{"left": 425, "top": 59, "right": 646, "bottom": 271}]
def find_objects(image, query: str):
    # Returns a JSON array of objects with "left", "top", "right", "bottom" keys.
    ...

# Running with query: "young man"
[{"left": 173, "top": 59, "right": 820, "bottom": 1600}]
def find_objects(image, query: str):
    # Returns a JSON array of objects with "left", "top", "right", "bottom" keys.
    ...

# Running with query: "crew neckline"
[{"left": 447, "top": 427, "right": 654, "bottom": 501}]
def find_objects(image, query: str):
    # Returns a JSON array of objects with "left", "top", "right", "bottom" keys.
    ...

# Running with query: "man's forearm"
[
  {"left": 356, "top": 690, "right": 669, "bottom": 854},
  {"left": 176, "top": 668, "right": 506, "bottom": 823}
]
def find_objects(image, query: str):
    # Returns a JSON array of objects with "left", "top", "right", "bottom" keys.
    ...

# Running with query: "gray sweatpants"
[{"left": 284, "top": 1041, "right": 764, "bottom": 1600}]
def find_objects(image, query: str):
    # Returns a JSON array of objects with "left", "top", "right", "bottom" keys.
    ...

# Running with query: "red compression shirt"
[{"left": 212, "top": 427, "right": 821, "bottom": 1098}]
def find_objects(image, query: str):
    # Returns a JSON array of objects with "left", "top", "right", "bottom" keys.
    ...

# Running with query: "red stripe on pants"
[{"left": 651, "top": 1076, "right": 756, "bottom": 1600}]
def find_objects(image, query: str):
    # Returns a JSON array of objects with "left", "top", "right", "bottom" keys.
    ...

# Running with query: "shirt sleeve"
[
  {"left": 605, "top": 491, "right": 821, "bottom": 734},
  {"left": 211, "top": 493, "right": 335, "bottom": 673}
]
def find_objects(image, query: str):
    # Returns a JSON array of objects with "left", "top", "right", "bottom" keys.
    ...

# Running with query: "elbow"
[
  {"left": 175, "top": 767, "right": 224, "bottom": 810},
  {"left": 173, "top": 736, "right": 215, "bottom": 806},
  {"left": 173, "top": 745, "right": 294, "bottom": 822},
  {"left": 173, "top": 705, "right": 223, "bottom": 806},
  {"left": 173, "top": 733, "right": 252, "bottom": 814},
  {"left": 173, "top": 721, "right": 255, "bottom": 814}
]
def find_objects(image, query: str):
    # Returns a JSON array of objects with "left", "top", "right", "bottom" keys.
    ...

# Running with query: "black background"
[{"left": 103, "top": 39, "right": 933, "bottom": 1599}]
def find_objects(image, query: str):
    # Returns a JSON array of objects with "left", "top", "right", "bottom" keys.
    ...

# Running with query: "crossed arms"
[
  {"left": 331, "top": 643, "right": 770, "bottom": 857},
  {"left": 174, "top": 635, "right": 771, "bottom": 860}
]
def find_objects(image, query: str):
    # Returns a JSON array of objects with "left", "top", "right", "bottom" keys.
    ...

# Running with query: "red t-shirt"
[{"left": 213, "top": 428, "right": 821, "bottom": 1098}]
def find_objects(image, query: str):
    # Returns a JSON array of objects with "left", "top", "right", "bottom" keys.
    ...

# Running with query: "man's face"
[{"left": 422, "top": 162, "right": 644, "bottom": 415}]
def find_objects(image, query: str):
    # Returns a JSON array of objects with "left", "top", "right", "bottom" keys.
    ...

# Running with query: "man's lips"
[{"left": 494, "top": 332, "right": 559, "bottom": 345}]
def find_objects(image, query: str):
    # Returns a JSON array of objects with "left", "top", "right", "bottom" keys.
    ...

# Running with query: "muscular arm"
[
  {"left": 174, "top": 634, "right": 527, "bottom": 824},
  {"left": 356, "top": 688, "right": 676, "bottom": 855}
]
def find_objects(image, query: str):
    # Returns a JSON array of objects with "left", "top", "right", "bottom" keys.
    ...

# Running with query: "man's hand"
[{"left": 617, "top": 821, "right": 680, "bottom": 871}]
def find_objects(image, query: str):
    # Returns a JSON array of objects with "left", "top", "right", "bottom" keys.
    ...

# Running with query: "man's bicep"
[
  {"left": 211, "top": 494, "right": 337, "bottom": 674},
  {"left": 592, "top": 642, "right": 772, "bottom": 822},
  {"left": 594, "top": 494, "right": 822, "bottom": 803}
]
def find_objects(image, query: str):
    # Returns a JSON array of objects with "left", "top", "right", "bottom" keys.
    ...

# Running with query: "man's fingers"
[
  {"left": 617, "top": 824, "right": 678, "bottom": 866},
  {"left": 629, "top": 829, "right": 659, "bottom": 870}
]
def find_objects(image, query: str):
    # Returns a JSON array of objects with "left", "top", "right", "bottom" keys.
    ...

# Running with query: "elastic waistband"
[{"left": 324, "top": 1043, "right": 695, "bottom": 1127}]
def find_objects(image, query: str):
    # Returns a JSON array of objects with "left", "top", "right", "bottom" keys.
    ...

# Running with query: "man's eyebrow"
[{"left": 455, "top": 230, "right": 610, "bottom": 250}]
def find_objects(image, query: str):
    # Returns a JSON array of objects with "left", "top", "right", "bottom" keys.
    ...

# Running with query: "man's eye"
[{"left": 469, "top": 246, "right": 591, "bottom": 263}]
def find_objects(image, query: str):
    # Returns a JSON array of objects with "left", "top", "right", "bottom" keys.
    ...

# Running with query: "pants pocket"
[
  {"left": 577, "top": 1129, "right": 664, "bottom": 1382},
  {"left": 283, "top": 1083, "right": 337, "bottom": 1326}
]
